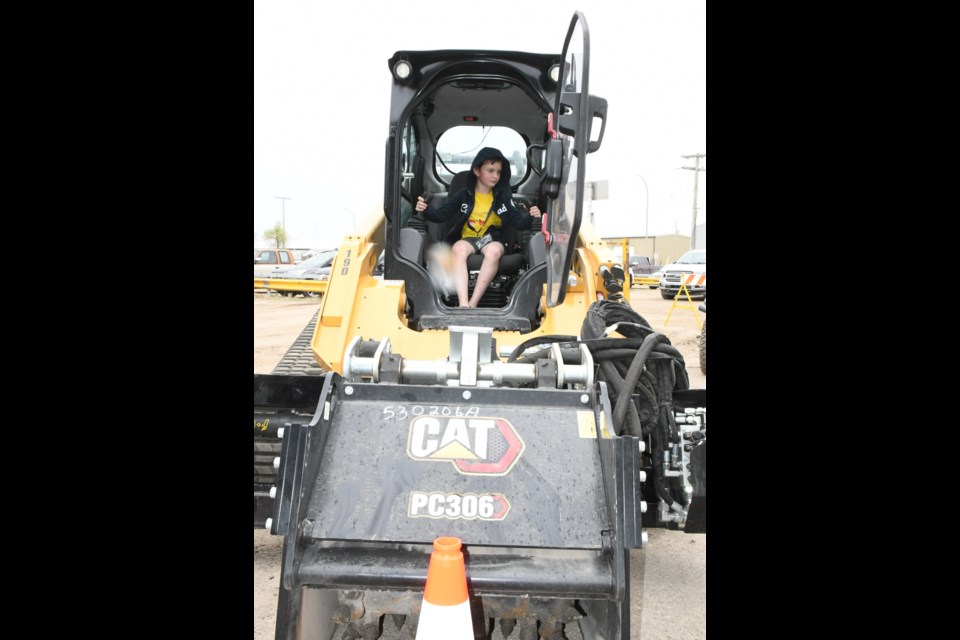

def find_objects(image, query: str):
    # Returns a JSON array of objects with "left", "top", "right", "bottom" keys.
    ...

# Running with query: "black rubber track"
[
  {"left": 699, "top": 318, "right": 706, "bottom": 375},
  {"left": 256, "top": 311, "right": 326, "bottom": 493}
]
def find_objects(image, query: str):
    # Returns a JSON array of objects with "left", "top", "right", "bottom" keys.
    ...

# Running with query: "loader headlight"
[
  {"left": 393, "top": 60, "right": 412, "bottom": 80},
  {"left": 549, "top": 64, "right": 560, "bottom": 83}
]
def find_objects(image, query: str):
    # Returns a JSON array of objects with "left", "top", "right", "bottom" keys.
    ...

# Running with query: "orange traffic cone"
[{"left": 415, "top": 536, "right": 475, "bottom": 639}]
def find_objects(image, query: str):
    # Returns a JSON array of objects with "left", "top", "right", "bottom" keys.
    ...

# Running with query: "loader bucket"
[{"left": 269, "top": 373, "right": 645, "bottom": 639}]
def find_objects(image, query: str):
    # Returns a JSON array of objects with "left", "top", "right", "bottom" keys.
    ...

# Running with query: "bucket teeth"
[
  {"left": 519, "top": 619, "right": 539, "bottom": 640},
  {"left": 538, "top": 620, "right": 566, "bottom": 639},
  {"left": 499, "top": 618, "right": 517, "bottom": 638},
  {"left": 334, "top": 591, "right": 365, "bottom": 624},
  {"left": 391, "top": 614, "right": 406, "bottom": 630}
]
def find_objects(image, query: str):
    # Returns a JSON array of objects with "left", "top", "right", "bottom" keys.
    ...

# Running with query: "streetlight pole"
[
  {"left": 681, "top": 154, "right": 705, "bottom": 250},
  {"left": 636, "top": 175, "right": 649, "bottom": 258},
  {"left": 275, "top": 196, "right": 291, "bottom": 247}
]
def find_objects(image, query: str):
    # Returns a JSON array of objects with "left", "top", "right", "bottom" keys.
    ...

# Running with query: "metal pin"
[
  {"left": 273, "top": 457, "right": 280, "bottom": 469},
  {"left": 265, "top": 518, "right": 273, "bottom": 530},
  {"left": 463, "top": 390, "right": 472, "bottom": 400},
  {"left": 269, "top": 486, "right": 277, "bottom": 499},
  {"left": 345, "top": 386, "right": 354, "bottom": 395}
]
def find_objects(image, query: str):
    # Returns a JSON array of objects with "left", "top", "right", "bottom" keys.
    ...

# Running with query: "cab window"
[
  {"left": 435, "top": 126, "right": 527, "bottom": 186},
  {"left": 279, "top": 252, "right": 291, "bottom": 264}
]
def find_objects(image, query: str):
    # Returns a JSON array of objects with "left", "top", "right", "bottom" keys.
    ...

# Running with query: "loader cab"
[{"left": 383, "top": 13, "right": 605, "bottom": 333}]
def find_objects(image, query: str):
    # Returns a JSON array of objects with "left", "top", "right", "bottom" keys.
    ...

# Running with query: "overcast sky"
[{"left": 254, "top": 0, "right": 705, "bottom": 250}]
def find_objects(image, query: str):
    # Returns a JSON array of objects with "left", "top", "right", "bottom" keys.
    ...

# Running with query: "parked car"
[
  {"left": 269, "top": 249, "right": 338, "bottom": 280},
  {"left": 300, "top": 263, "right": 334, "bottom": 281},
  {"left": 254, "top": 248, "right": 298, "bottom": 274},
  {"left": 291, "top": 248, "right": 322, "bottom": 263},
  {"left": 659, "top": 249, "right": 706, "bottom": 300},
  {"left": 628, "top": 255, "right": 661, "bottom": 287},
  {"left": 647, "top": 267, "right": 665, "bottom": 289},
  {"left": 266, "top": 249, "right": 339, "bottom": 296}
]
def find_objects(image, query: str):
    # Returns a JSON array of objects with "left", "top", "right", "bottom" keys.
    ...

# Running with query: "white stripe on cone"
[{"left": 416, "top": 600, "right": 474, "bottom": 639}]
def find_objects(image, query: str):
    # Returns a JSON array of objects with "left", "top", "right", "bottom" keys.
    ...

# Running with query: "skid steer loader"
[{"left": 254, "top": 12, "right": 705, "bottom": 639}]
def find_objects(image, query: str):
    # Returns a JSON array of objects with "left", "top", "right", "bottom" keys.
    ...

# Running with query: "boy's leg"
[
  {"left": 451, "top": 240, "right": 476, "bottom": 307},
  {"left": 468, "top": 241, "right": 505, "bottom": 307}
]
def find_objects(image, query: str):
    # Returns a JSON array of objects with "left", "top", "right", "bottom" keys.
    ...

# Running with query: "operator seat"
[{"left": 398, "top": 195, "right": 427, "bottom": 265}]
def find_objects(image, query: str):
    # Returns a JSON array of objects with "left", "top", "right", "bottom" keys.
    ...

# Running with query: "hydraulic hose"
[
  {"left": 502, "top": 301, "right": 689, "bottom": 508},
  {"left": 612, "top": 333, "right": 670, "bottom": 431},
  {"left": 506, "top": 335, "right": 579, "bottom": 362},
  {"left": 579, "top": 300, "right": 690, "bottom": 508}
]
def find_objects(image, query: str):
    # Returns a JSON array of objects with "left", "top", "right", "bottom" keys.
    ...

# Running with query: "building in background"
[{"left": 602, "top": 233, "right": 700, "bottom": 266}]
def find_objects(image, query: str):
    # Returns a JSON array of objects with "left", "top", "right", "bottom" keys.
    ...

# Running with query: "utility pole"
[
  {"left": 275, "top": 196, "right": 291, "bottom": 247},
  {"left": 636, "top": 175, "right": 650, "bottom": 257},
  {"left": 681, "top": 154, "right": 705, "bottom": 250}
]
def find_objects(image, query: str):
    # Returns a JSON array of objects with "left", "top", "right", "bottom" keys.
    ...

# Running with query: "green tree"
[{"left": 264, "top": 222, "right": 287, "bottom": 249}]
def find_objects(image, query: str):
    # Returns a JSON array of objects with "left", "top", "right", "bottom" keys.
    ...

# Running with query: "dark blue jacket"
[{"left": 421, "top": 147, "right": 534, "bottom": 246}]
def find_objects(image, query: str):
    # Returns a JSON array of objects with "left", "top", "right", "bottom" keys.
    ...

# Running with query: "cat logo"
[{"left": 407, "top": 416, "right": 524, "bottom": 476}]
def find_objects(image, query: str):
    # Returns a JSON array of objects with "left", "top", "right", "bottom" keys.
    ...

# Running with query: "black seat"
[
  {"left": 465, "top": 227, "right": 524, "bottom": 274},
  {"left": 398, "top": 195, "right": 428, "bottom": 265}
]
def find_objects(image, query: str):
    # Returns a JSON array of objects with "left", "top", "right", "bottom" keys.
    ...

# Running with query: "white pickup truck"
[{"left": 659, "top": 249, "right": 706, "bottom": 300}]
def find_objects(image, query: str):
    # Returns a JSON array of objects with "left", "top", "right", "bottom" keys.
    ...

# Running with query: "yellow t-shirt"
[{"left": 460, "top": 191, "right": 502, "bottom": 238}]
